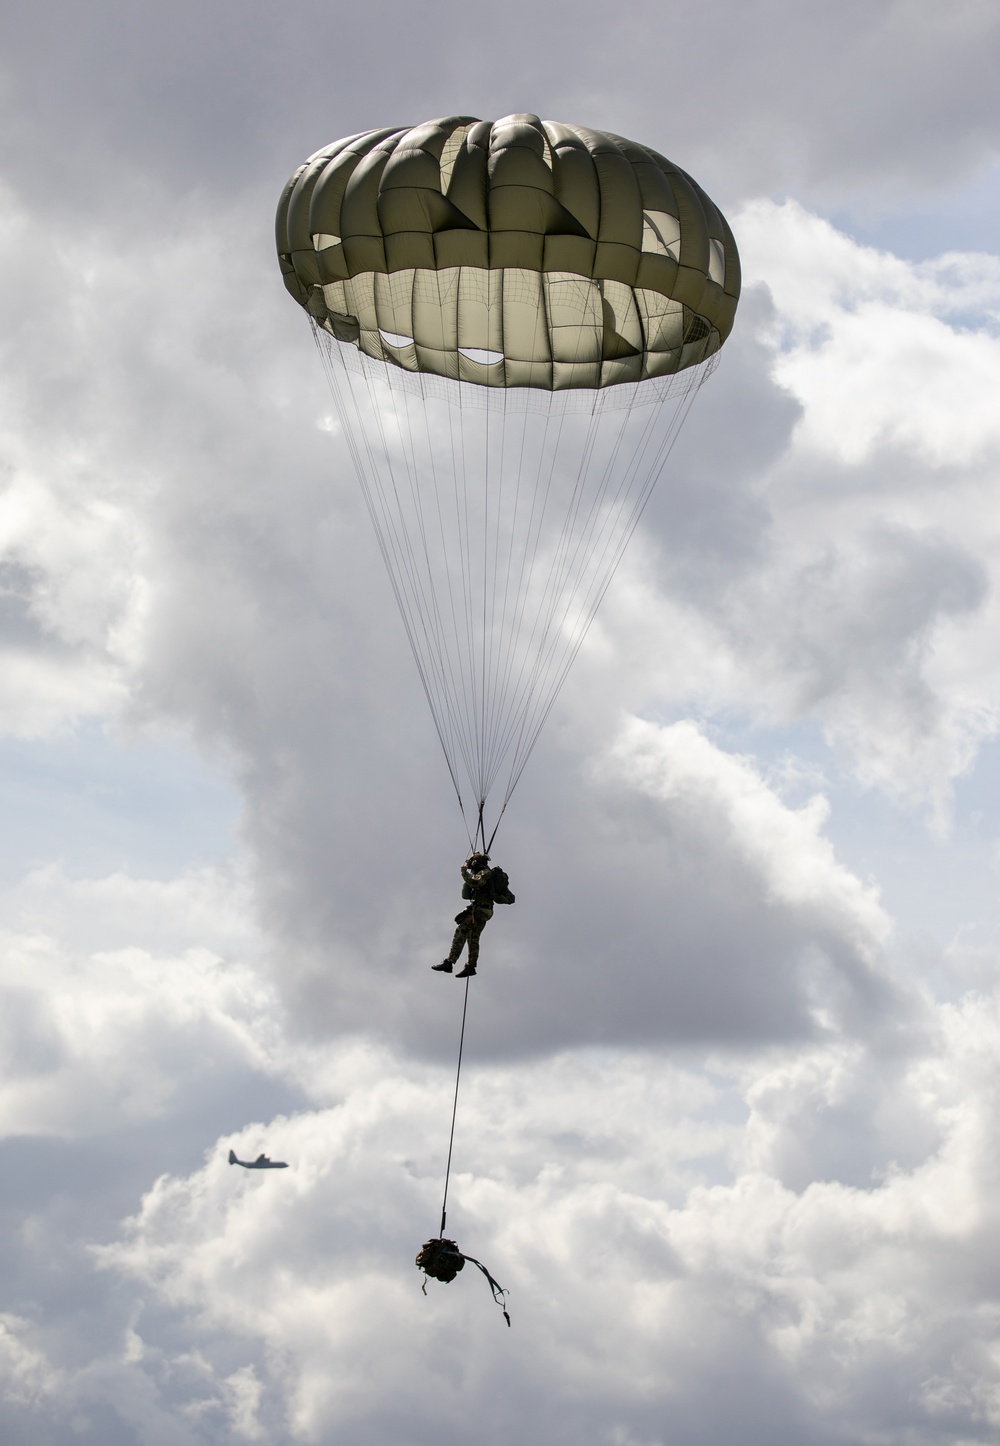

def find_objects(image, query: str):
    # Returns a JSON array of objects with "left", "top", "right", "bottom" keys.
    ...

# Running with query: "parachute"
[
  {"left": 278, "top": 112, "right": 740, "bottom": 1319},
  {"left": 277, "top": 113, "right": 740, "bottom": 846}
]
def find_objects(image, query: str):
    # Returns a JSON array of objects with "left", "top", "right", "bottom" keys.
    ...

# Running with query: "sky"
[{"left": 2, "top": 1, "right": 1000, "bottom": 1442}]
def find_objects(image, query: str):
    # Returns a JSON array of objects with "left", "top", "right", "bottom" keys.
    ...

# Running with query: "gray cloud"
[
  {"left": 3, "top": 7, "right": 1000, "bottom": 1444},
  {"left": 3, "top": 0, "right": 1000, "bottom": 217}
]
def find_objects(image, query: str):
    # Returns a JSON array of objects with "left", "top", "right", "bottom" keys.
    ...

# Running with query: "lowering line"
[
  {"left": 420, "top": 969, "right": 510, "bottom": 1325},
  {"left": 438, "top": 972, "right": 472, "bottom": 1238}
]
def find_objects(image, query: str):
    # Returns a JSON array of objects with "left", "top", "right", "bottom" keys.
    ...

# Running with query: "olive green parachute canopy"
[
  {"left": 278, "top": 115, "right": 740, "bottom": 832},
  {"left": 277, "top": 114, "right": 740, "bottom": 390}
]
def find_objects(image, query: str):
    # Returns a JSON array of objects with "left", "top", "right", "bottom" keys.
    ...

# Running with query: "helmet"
[{"left": 466, "top": 852, "right": 489, "bottom": 869}]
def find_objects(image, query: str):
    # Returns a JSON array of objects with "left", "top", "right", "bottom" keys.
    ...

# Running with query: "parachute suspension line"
[
  {"left": 449, "top": 376, "right": 481, "bottom": 836},
  {"left": 485, "top": 798, "right": 508, "bottom": 855},
  {"left": 413, "top": 337, "right": 481, "bottom": 818},
  {"left": 438, "top": 974, "right": 472, "bottom": 1238},
  {"left": 480, "top": 403, "right": 567, "bottom": 802},
  {"left": 480, "top": 396, "right": 611, "bottom": 805},
  {"left": 313, "top": 325, "right": 436, "bottom": 723},
  {"left": 481, "top": 381, "right": 515, "bottom": 806},
  {"left": 404, "top": 380, "right": 481, "bottom": 837},
  {"left": 502, "top": 391, "right": 645, "bottom": 766},
  {"left": 497, "top": 366, "right": 711, "bottom": 813},
  {"left": 473, "top": 401, "right": 573, "bottom": 806},
  {"left": 380, "top": 357, "right": 470, "bottom": 779},
  {"left": 485, "top": 399, "right": 609, "bottom": 780},
  {"left": 488, "top": 405, "right": 532, "bottom": 773},
  {"left": 496, "top": 401, "right": 651, "bottom": 807},
  {"left": 500, "top": 407, "right": 675, "bottom": 806},
  {"left": 449, "top": 369, "right": 476, "bottom": 778},
  {"left": 420, "top": 267, "right": 484, "bottom": 825},
  {"left": 481, "top": 388, "right": 501, "bottom": 804},
  {"left": 483, "top": 399, "right": 538, "bottom": 803},
  {"left": 359, "top": 341, "right": 476, "bottom": 810},
  {"left": 311, "top": 322, "right": 468, "bottom": 815},
  {"left": 478, "top": 394, "right": 491, "bottom": 804},
  {"left": 314, "top": 322, "right": 717, "bottom": 845},
  {"left": 455, "top": 375, "right": 478, "bottom": 824}
]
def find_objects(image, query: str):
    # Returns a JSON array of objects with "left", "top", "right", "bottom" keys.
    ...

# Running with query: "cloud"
[
  {"left": 738, "top": 199, "right": 1000, "bottom": 466},
  {"left": 0, "top": 865, "right": 286, "bottom": 1139},
  {"left": 0, "top": 744, "right": 947, "bottom": 1445},
  {"left": 1, "top": 12, "right": 1000, "bottom": 1442},
  {"left": 3, "top": 161, "right": 982, "bottom": 1050},
  {"left": 606, "top": 717, "right": 890, "bottom": 956},
  {"left": 64, "top": 980, "right": 1000, "bottom": 1446},
  {"left": 3, "top": 36, "right": 999, "bottom": 827},
  {"left": 564, "top": 203, "right": 1000, "bottom": 821},
  {"left": 176, "top": 704, "right": 903, "bottom": 1062},
  {"left": 3, "top": 0, "right": 999, "bottom": 211}
]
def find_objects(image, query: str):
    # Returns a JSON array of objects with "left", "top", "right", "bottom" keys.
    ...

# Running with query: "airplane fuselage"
[{"left": 229, "top": 1149, "right": 288, "bottom": 1170}]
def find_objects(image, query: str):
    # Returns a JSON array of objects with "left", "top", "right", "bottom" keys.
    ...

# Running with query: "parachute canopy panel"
[{"left": 277, "top": 114, "right": 740, "bottom": 390}]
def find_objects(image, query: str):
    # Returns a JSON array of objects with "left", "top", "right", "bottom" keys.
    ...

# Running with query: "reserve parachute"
[{"left": 277, "top": 113, "right": 740, "bottom": 845}]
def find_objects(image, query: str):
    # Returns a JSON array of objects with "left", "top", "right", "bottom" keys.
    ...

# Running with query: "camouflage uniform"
[{"left": 442, "top": 859, "right": 495, "bottom": 972}]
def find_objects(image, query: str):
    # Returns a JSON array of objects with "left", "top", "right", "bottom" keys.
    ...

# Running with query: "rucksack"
[
  {"left": 416, "top": 1237, "right": 465, "bottom": 1283},
  {"left": 489, "top": 867, "right": 515, "bottom": 906},
  {"left": 416, "top": 1236, "right": 511, "bottom": 1325}
]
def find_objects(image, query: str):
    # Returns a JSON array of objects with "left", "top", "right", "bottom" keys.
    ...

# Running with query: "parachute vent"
[
  {"left": 642, "top": 210, "right": 681, "bottom": 260},
  {"left": 458, "top": 347, "right": 504, "bottom": 366},
  {"left": 439, "top": 123, "right": 473, "bottom": 195},
  {"left": 378, "top": 328, "right": 415, "bottom": 349}
]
